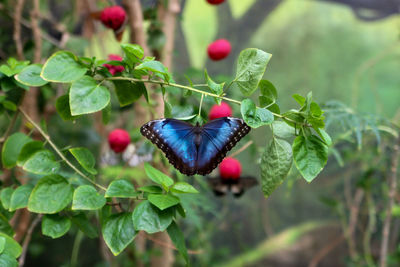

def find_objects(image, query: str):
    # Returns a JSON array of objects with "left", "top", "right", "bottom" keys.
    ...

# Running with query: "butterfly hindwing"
[
  {"left": 140, "top": 119, "right": 198, "bottom": 175},
  {"left": 207, "top": 176, "right": 258, "bottom": 197},
  {"left": 196, "top": 117, "right": 251, "bottom": 175}
]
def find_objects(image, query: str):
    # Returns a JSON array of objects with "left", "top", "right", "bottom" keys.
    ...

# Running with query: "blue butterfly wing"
[
  {"left": 141, "top": 119, "right": 198, "bottom": 175},
  {"left": 196, "top": 117, "right": 251, "bottom": 175}
]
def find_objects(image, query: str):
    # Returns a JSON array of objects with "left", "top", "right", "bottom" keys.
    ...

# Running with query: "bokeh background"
[{"left": 1, "top": 0, "right": 400, "bottom": 266}]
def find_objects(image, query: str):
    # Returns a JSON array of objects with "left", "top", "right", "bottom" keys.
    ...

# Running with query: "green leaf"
[
  {"left": 72, "top": 185, "right": 106, "bottom": 211},
  {"left": 315, "top": 128, "right": 332, "bottom": 146},
  {"left": 102, "top": 212, "right": 136, "bottom": 256},
  {"left": 15, "top": 64, "right": 47, "bottom": 87},
  {"left": 0, "top": 232, "right": 22, "bottom": 257},
  {"left": 164, "top": 100, "right": 172, "bottom": 118},
  {"left": 17, "top": 141, "right": 43, "bottom": 166},
  {"left": 55, "top": 94, "right": 80, "bottom": 121},
  {"left": 28, "top": 174, "right": 73, "bottom": 214},
  {"left": 271, "top": 121, "right": 296, "bottom": 139},
  {"left": 0, "top": 188, "right": 14, "bottom": 210},
  {"left": 69, "top": 76, "right": 110, "bottom": 115},
  {"left": 310, "top": 102, "right": 322, "bottom": 117},
  {"left": 70, "top": 213, "right": 98, "bottom": 238},
  {"left": 0, "top": 219, "right": 13, "bottom": 238},
  {"left": 261, "top": 138, "right": 293, "bottom": 197},
  {"left": 205, "top": 69, "right": 224, "bottom": 104},
  {"left": 171, "top": 182, "right": 199, "bottom": 194},
  {"left": 0, "top": 253, "right": 18, "bottom": 267},
  {"left": 0, "top": 58, "right": 29, "bottom": 77},
  {"left": 41, "top": 51, "right": 87, "bottom": 82},
  {"left": 0, "top": 78, "right": 15, "bottom": 92},
  {"left": 292, "top": 94, "right": 306, "bottom": 106},
  {"left": 2, "top": 100, "right": 17, "bottom": 111},
  {"left": 136, "top": 61, "right": 171, "bottom": 81},
  {"left": 42, "top": 214, "right": 71, "bottom": 239},
  {"left": 137, "top": 185, "right": 163, "bottom": 194},
  {"left": 132, "top": 200, "right": 173, "bottom": 233},
  {"left": 167, "top": 221, "right": 188, "bottom": 263},
  {"left": 144, "top": 163, "right": 174, "bottom": 189},
  {"left": 235, "top": 48, "right": 272, "bottom": 96},
  {"left": 0, "top": 236, "right": 5, "bottom": 253},
  {"left": 241, "top": 98, "right": 273, "bottom": 128},
  {"left": 113, "top": 80, "right": 145, "bottom": 106},
  {"left": 1, "top": 133, "right": 32, "bottom": 168},
  {"left": 259, "top": 80, "right": 277, "bottom": 100},
  {"left": 9, "top": 185, "right": 33, "bottom": 211},
  {"left": 121, "top": 43, "right": 144, "bottom": 65},
  {"left": 282, "top": 110, "right": 305, "bottom": 127},
  {"left": 292, "top": 135, "right": 328, "bottom": 182},
  {"left": 102, "top": 102, "right": 111, "bottom": 124},
  {"left": 105, "top": 180, "right": 137, "bottom": 198},
  {"left": 22, "top": 150, "right": 60, "bottom": 175},
  {"left": 69, "top": 147, "right": 97, "bottom": 175},
  {"left": 148, "top": 194, "right": 180, "bottom": 210}
]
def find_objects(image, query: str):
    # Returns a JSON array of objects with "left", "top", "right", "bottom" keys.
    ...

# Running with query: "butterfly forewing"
[
  {"left": 141, "top": 117, "right": 251, "bottom": 176},
  {"left": 196, "top": 118, "right": 251, "bottom": 175},
  {"left": 140, "top": 119, "right": 198, "bottom": 175}
]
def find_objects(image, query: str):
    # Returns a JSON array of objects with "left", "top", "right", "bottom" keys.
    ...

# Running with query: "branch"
[
  {"left": 18, "top": 214, "right": 42, "bottom": 267},
  {"left": 13, "top": 0, "right": 25, "bottom": 60},
  {"left": 229, "top": 140, "right": 253, "bottom": 158},
  {"left": 105, "top": 76, "right": 311, "bottom": 126},
  {"left": 379, "top": 133, "right": 400, "bottom": 267},
  {"left": 18, "top": 107, "right": 107, "bottom": 191}
]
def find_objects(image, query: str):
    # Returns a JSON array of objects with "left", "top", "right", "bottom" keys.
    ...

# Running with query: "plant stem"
[
  {"left": 379, "top": 133, "right": 400, "bottom": 267},
  {"left": 198, "top": 93, "right": 204, "bottom": 116},
  {"left": 19, "top": 107, "right": 107, "bottom": 191},
  {"left": 106, "top": 76, "right": 306, "bottom": 126},
  {"left": 70, "top": 230, "right": 84, "bottom": 267},
  {"left": 18, "top": 214, "right": 42, "bottom": 267},
  {"left": 0, "top": 109, "right": 19, "bottom": 144}
]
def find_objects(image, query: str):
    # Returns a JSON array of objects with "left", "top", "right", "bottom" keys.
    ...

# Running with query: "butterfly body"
[{"left": 140, "top": 117, "right": 250, "bottom": 176}]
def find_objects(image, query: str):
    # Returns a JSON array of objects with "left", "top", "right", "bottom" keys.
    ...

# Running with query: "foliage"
[{"left": 0, "top": 43, "right": 329, "bottom": 264}]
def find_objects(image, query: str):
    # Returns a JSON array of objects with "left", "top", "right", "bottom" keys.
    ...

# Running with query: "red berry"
[
  {"left": 103, "top": 54, "right": 124, "bottom": 75},
  {"left": 206, "top": 0, "right": 225, "bottom": 5},
  {"left": 100, "top": 6, "right": 126, "bottom": 31},
  {"left": 209, "top": 102, "right": 232, "bottom": 120},
  {"left": 108, "top": 129, "right": 130, "bottom": 153},
  {"left": 207, "top": 39, "right": 231, "bottom": 61},
  {"left": 219, "top": 157, "right": 241, "bottom": 180}
]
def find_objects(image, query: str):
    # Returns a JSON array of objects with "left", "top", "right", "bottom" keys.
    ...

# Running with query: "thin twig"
[
  {"left": 18, "top": 214, "right": 42, "bottom": 267},
  {"left": 379, "top": 133, "right": 400, "bottom": 267},
  {"left": 13, "top": 0, "right": 25, "bottom": 60},
  {"left": 309, "top": 234, "right": 345, "bottom": 267},
  {"left": 347, "top": 188, "right": 364, "bottom": 260},
  {"left": 229, "top": 140, "right": 253, "bottom": 158},
  {"left": 105, "top": 77, "right": 310, "bottom": 127},
  {"left": 18, "top": 107, "right": 107, "bottom": 191},
  {"left": 0, "top": 110, "right": 20, "bottom": 144},
  {"left": 140, "top": 232, "right": 203, "bottom": 255}
]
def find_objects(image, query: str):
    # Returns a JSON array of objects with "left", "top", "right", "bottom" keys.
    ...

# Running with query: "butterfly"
[
  {"left": 207, "top": 176, "right": 258, "bottom": 197},
  {"left": 140, "top": 117, "right": 251, "bottom": 176}
]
